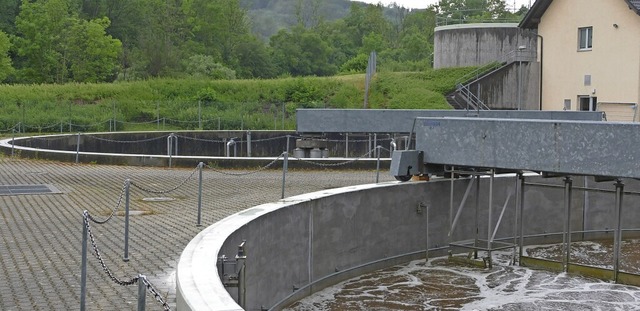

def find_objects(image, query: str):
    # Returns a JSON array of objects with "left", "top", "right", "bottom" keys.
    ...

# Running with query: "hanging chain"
[
  {"left": 86, "top": 180, "right": 128, "bottom": 224},
  {"left": 293, "top": 148, "right": 377, "bottom": 167},
  {"left": 130, "top": 165, "right": 198, "bottom": 194},
  {"left": 83, "top": 212, "right": 173, "bottom": 310},
  {"left": 84, "top": 134, "right": 169, "bottom": 144},
  {"left": 83, "top": 211, "right": 139, "bottom": 286},
  {"left": 141, "top": 276, "right": 172, "bottom": 311},
  {"left": 206, "top": 154, "right": 283, "bottom": 176}
]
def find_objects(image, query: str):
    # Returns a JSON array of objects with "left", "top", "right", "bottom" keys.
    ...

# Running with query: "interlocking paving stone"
[{"left": 0, "top": 158, "right": 392, "bottom": 310}]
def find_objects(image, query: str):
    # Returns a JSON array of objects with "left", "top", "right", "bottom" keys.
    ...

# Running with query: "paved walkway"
[{"left": 0, "top": 158, "right": 393, "bottom": 310}]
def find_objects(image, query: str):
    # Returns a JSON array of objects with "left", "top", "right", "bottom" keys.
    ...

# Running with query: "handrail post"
[
  {"left": 137, "top": 275, "right": 146, "bottom": 311},
  {"left": 375, "top": 145, "right": 381, "bottom": 183},
  {"left": 75, "top": 132, "right": 81, "bottom": 164},
  {"left": 80, "top": 211, "right": 88, "bottom": 311},
  {"left": 246, "top": 131, "right": 252, "bottom": 157},
  {"left": 123, "top": 179, "right": 131, "bottom": 262},
  {"left": 562, "top": 176, "right": 573, "bottom": 272},
  {"left": 197, "top": 162, "right": 203, "bottom": 226},
  {"left": 281, "top": 152, "right": 288, "bottom": 199},
  {"left": 11, "top": 128, "right": 15, "bottom": 157}
]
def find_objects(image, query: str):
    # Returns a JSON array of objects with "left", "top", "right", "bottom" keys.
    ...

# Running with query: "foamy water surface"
[{"left": 286, "top": 241, "right": 640, "bottom": 310}]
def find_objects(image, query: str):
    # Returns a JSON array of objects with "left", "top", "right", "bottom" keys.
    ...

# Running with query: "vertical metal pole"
[
  {"left": 137, "top": 275, "right": 146, "bottom": 311},
  {"left": 197, "top": 162, "right": 203, "bottom": 226},
  {"left": 513, "top": 174, "right": 520, "bottom": 265},
  {"left": 583, "top": 177, "right": 589, "bottom": 241},
  {"left": 80, "top": 212, "right": 88, "bottom": 311},
  {"left": 69, "top": 102, "right": 72, "bottom": 132},
  {"left": 613, "top": 180, "right": 624, "bottom": 282},
  {"left": 11, "top": 129, "right": 15, "bottom": 157},
  {"left": 474, "top": 174, "right": 480, "bottom": 259},
  {"left": 75, "top": 133, "right": 81, "bottom": 164},
  {"left": 562, "top": 176, "right": 573, "bottom": 272},
  {"left": 425, "top": 203, "right": 430, "bottom": 261},
  {"left": 236, "top": 241, "right": 247, "bottom": 309},
  {"left": 449, "top": 166, "right": 455, "bottom": 244},
  {"left": 487, "top": 169, "right": 494, "bottom": 268},
  {"left": 156, "top": 102, "right": 160, "bottom": 130},
  {"left": 247, "top": 131, "right": 252, "bottom": 157},
  {"left": 519, "top": 175, "right": 525, "bottom": 261},
  {"left": 286, "top": 135, "right": 291, "bottom": 155},
  {"left": 123, "top": 179, "right": 131, "bottom": 262},
  {"left": 373, "top": 133, "right": 377, "bottom": 156},
  {"left": 345, "top": 133, "right": 349, "bottom": 158},
  {"left": 375, "top": 145, "right": 381, "bottom": 183},
  {"left": 281, "top": 152, "right": 288, "bottom": 199},
  {"left": 282, "top": 101, "right": 285, "bottom": 130},
  {"left": 368, "top": 134, "right": 372, "bottom": 158},
  {"left": 218, "top": 117, "right": 221, "bottom": 130},
  {"left": 138, "top": 274, "right": 147, "bottom": 311},
  {"left": 198, "top": 100, "right": 202, "bottom": 130},
  {"left": 113, "top": 101, "right": 116, "bottom": 132}
]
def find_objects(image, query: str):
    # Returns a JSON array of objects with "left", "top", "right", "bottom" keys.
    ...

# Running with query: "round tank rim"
[{"left": 435, "top": 23, "right": 519, "bottom": 31}]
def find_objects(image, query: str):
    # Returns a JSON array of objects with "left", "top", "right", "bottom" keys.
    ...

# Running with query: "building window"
[
  {"left": 578, "top": 27, "right": 593, "bottom": 50},
  {"left": 579, "top": 96, "right": 597, "bottom": 111}
]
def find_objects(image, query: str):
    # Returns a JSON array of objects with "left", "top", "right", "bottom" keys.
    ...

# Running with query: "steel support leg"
[
  {"left": 563, "top": 177, "right": 573, "bottom": 272},
  {"left": 613, "top": 180, "right": 624, "bottom": 282}
]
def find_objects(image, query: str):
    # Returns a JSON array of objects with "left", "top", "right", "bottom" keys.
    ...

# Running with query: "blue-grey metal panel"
[
  {"left": 296, "top": 109, "right": 604, "bottom": 133},
  {"left": 414, "top": 117, "right": 640, "bottom": 179}
]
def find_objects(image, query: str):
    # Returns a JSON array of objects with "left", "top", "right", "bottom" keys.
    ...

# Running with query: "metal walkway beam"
[
  {"left": 296, "top": 109, "right": 604, "bottom": 133},
  {"left": 415, "top": 117, "right": 640, "bottom": 179}
]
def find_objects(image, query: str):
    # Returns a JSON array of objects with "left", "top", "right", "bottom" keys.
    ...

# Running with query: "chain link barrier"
[
  {"left": 85, "top": 180, "right": 128, "bottom": 224},
  {"left": 82, "top": 211, "right": 173, "bottom": 310},
  {"left": 83, "top": 211, "right": 139, "bottom": 286},
  {"left": 205, "top": 153, "right": 284, "bottom": 176},
  {"left": 173, "top": 134, "right": 225, "bottom": 143},
  {"left": 130, "top": 165, "right": 199, "bottom": 194},
  {"left": 84, "top": 133, "right": 169, "bottom": 144},
  {"left": 292, "top": 148, "right": 377, "bottom": 167},
  {"left": 141, "top": 276, "right": 172, "bottom": 311}
]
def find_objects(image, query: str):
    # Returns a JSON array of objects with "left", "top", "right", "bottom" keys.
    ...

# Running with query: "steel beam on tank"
[
  {"left": 296, "top": 109, "right": 604, "bottom": 133},
  {"left": 414, "top": 118, "right": 640, "bottom": 180}
]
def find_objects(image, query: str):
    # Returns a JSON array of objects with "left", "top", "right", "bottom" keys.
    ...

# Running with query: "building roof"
[{"left": 520, "top": 0, "right": 640, "bottom": 29}]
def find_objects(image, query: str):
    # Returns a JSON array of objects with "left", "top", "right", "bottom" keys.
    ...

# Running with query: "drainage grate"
[{"left": 0, "top": 184, "right": 61, "bottom": 196}]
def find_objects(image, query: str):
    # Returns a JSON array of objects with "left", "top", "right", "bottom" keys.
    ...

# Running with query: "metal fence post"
[
  {"left": 197, "top": 162, "right": 203, "bottom": 226},
  {"left": 137, "top": 275, "right": 146, "bottom": 311},
  {"left": 345, "top": 133, "right": 349, "bottom": 157},
  {"left": 11, "top": 128, "right": 15, "bottom": 157},
  {"left": 75, "top": 132, "right": 81, "bottom": 164},
  {"left": 376, "top": 145, "right": 381, "bottom": 183},
  {"left": 247, "top": 131, "right": 252, "bottom": 157},
  {"left": 80, "top": 211, "right": 88, "bottom": 311},
  {"left": 281, "top": 152, "right": 288, "bottom": 199},
  {"left": 286, "top": 135, "right": 291, "bottom": 155},
  {"left": 123, "top": 179, "right": 131, "bottom": 262}
]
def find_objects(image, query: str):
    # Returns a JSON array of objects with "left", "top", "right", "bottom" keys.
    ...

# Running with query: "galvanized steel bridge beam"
[
  {"left": 414, "top": 117, "right": 640, "bottom": 179},
  {"left": 296, "top": 109, "right": 604, "bottom": 133}
]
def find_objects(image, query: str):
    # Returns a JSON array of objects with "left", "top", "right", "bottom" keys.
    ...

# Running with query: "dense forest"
[{"left": 0, "top": 0, "right": 527, "bottom": 85}]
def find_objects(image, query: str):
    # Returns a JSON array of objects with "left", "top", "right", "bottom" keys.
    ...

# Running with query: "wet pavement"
[{"left": 0, "top": 158, "right": 393, "bottom": 310}]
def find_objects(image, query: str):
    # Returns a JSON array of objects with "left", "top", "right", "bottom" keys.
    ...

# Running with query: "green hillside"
[{"left": 0, "top": 67, "right": 475, "bottom": 134}]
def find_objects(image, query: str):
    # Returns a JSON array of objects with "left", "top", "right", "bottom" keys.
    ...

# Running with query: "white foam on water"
[{"left": 286, "top": 246, "right": 640, "bottom": 311}]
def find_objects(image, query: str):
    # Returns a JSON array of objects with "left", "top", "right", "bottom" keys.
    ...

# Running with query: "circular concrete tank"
[{"left": 433, "top": 23, "right": 537, "bottom": 69}]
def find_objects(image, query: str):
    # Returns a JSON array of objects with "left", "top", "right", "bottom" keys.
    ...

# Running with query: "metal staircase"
[{"left": 448, "top": 49, "right": 536, "bottom": 111}]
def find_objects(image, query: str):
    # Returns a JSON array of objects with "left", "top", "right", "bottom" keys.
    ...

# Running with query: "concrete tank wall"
[
  {"left": 467, "top": 61, "right": 540, "bottom": 110},
  {"left": 434, "top": 23, "right": 537, "bottom": 69},
  {"left": 176, "top": 175, "right": 640, "bottom": 311}
]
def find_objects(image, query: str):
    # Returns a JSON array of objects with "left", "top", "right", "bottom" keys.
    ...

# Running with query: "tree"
[
  {"left": 65, "top": 17, "right": 121, "bottom": 82},
  {"left": 270, "top": 26, "right": 336, "bottom": 76},
  {"left": 13, "top": 0, "right": 122, "bottom": 83},
  {"left": 0, "top": 30, "right": 13, "bottom": 81}
]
